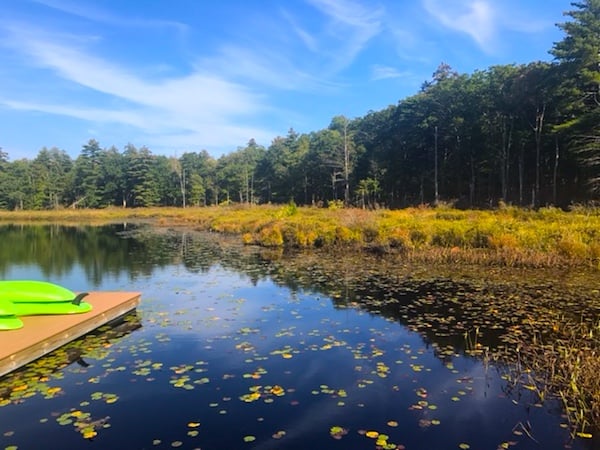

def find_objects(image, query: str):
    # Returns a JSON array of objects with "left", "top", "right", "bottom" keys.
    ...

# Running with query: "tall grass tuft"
[{"left": 511, "top": 320, "right": 600, "bottom": 438}]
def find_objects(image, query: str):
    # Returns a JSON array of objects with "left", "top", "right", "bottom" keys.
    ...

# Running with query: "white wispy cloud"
[
  {"left": 305, "top": 0, "right": 384, "bottom": 72},
  {"left": 33, "top": 0, "right": 189, "bottom": 35},
  {"left": 280, "top": 8, "right": 319, "bottom": 53},
  {"left": 422, "top": 0, "right": 497, "bottom": 52},
  {"left": 0, "top": 24, "right": 276, "bottom": 152},
  {"left": 370, "top": 64, "right": 409, "bottom": 81},
  {"left": 421, "top": 0, "right": 555, "bottom": 57},
  {"left": 198, "top": 44, "right": 333, "bottom": 93},
  {"left": 2, "top": 99, "right": 147, "bottom": 128}
]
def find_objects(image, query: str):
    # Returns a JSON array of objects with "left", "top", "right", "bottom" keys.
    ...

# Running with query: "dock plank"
[{"left": 0, "top": 291, "right": 141, "bottom": 378}]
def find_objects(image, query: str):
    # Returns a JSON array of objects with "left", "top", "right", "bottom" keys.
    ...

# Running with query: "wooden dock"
[{"left": 0, "top": 291, "right": 141, "bottom": 378}]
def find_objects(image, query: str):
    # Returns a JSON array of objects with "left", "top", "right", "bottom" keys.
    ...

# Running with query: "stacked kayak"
[
  {"left": 0, "top": 298, "right": 23, "bottom": 330},
  {"left": 0, "top": 281, "right": 91, "bottom": 330}
]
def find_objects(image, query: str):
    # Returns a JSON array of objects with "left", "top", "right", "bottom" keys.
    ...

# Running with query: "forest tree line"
[{"left": 1, "top": 1, "right": 599, "bottom": 210}]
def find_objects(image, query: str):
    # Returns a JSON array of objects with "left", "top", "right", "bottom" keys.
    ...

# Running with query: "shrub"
[
  {"left": 335, "top": 226, "right": 361, "bottom": 245},
  {"left": 556, "top": 235, "right": 588, "bottom": 259},
  {"left": 327, "top": 199, "right": 344, "bottom": 210},
  {"left": 275, "top": 201, "right": 298, "bottom": 218},
  {"left": 362, "top": 226, "right": 379, "bottom": 243},
  {"left": 387, "top": 228, "right": 413, "bottom": 252},
  {"left": 488, "top": 233, "right": 519, "bottom": 250},
  {"left": 409, "top": 229, "right": 427, "bottom": 247},
  {"left": 258, "top": 224, "right": 284, "bottom": 247},
  {"left": 431, "top": 227, "right": 465, "bottom": 248},
  {"left": 465, "top": 227, "right": 491, "bottom": 249}
]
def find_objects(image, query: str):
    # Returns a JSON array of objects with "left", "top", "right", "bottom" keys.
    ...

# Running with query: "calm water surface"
[{"left": 0, "top": 224, "right": 596, "bottom": 450}]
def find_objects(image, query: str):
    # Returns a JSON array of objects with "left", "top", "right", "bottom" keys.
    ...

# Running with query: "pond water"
[{"left": 0, "top": 223, "right": 597, "bottom": 450}]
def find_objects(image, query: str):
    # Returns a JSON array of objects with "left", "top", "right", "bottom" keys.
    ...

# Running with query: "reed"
[{"left": 506, "top": 320, "right": 600, "bottom": 438}]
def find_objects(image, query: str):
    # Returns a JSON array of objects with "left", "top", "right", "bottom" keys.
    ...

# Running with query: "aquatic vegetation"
[
  {"left": 506, "top": 319, "right": 600, "bottom": 438},
  {"left": 1, "top": 204, "right": 599, "bottom": 267},
  {"left": 56, "top": 409, "right": 111, "bottom": 439},
  {"left": 329, "top": 425, "right": 348, "bottom": 439}
]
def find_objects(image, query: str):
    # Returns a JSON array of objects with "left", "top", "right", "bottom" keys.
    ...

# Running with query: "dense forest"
[{"left": 1, "top": 1, "right": 599, "bottom": 210}]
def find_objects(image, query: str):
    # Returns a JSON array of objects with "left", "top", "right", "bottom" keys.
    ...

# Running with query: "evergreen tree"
[
  {"left": 551, "top": 0, "right": 600, "bottom": 192},
  {"left": 72, "top": 139, "right": 103, "bottom": 208}
]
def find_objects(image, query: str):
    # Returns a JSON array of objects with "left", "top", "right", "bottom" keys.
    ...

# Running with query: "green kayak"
[
  {"left": 0, "top": 280, "right": 92, "bottom": 319},
  {"left": 0, "top": 316, "right": 24, "bottom": 330},
  {"left": 0, "top": 280, "right": 86, "bottom": 303},
  {"left": 0, "top": 298, "right": 23, "bottom": 330}
]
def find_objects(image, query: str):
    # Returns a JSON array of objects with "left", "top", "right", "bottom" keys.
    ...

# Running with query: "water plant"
[{"left": 507, "top": 319, "right": 600, "bottom": 438}]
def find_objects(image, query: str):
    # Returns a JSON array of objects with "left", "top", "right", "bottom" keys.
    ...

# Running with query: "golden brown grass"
[{"left": 0, "top": 204, "right": 599, "bottom": 268}]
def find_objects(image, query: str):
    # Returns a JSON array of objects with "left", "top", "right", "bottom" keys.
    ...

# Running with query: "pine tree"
[{"left": 551, "top": 0, "right": 600, "bottom": 192}]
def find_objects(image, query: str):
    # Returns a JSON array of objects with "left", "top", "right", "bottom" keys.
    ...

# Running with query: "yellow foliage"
[
  {"left": 556, "top": 235, "right": 588, "bottom": 259},
  {"left": 335, "top": 226, "right": 361, "bottom": 244},
  {"left": 258, "top": 224, "right": 284, "bottom": 247},
  {"left": 386, "top": 227, "right": 413, "bottom": 251},
  {"left": 2, "top": 204, "right": 600, "bottom": 267},
  {"left": 488, "top": 233, "right": 519, "bottom": 250}
]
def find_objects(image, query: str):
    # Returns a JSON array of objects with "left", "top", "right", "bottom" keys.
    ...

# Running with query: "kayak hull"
[
  {"left": 11, "top": 301, "right": 92, "bottom": 316},
  {"left": 0, "top": 281, "right": 91, "bottom": 328},
  {"left": 0, "top": 316, "right": 24, "bottom": 330},
  {"left": 0, "top": 280, "right": 82, "bottom": 303}
]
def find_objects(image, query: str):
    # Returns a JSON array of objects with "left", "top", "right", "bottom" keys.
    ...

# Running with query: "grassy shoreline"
[{"left": 0, "top": 204, "right": 598, "bottom": 269}]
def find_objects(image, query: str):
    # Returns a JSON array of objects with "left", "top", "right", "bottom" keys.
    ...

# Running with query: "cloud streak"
[
  {"left": 33, "top": 0, "right": 189, "bottom": 34},
  {"left": 423, "top": 0, "right": 496, "bottom": 52},
  {"left": 306, "top": 0, "right": 384, "bottom": 73},
  {"left": 0, "top": 23, "right": 278, "bottom": 152},
  {"left": 422, "top": 0, "right": 557, "bottom": 57},
  {"left": 371, "top": 64, "right": 410, "bottom": 81}
]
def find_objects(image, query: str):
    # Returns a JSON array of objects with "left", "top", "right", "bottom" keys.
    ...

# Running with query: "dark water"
[{"left": 0, "top": 223, "right": 597, "bottom": 450}]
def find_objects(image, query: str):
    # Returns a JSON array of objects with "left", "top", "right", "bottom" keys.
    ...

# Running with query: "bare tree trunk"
[
  {"left": 469, "top": 153, "right": 475, "bottom": 207},
  {"left": 304, "top": 175, "right": 308, "bottom": 205},
  {"left": 533, "top": 103, "right": 546, "bottom": 207},
  {"left": 69, "top": 196, "right": 87, "bottom": 209},
  {"left": 518, "top": 142, "right": 525, "bottom": 206},
  {"left": 500, "top": 116, "right": 513, "bottom": 202},
  {"left": 181, "top": 168, "right": 186, "bottom": 208},
  {"left": 434, "top": 126, "right": 439, "bottom": 205},
  {"left": 243, "top": 169, "right": 249, "bottom": 204},
  {"left": 343, "top": 119, "right": 350, "bottom": 206},
  {"left": 553, "top": 135, "right": 560, "bottom": 205}
]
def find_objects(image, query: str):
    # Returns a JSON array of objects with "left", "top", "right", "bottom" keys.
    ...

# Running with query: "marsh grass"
[
  {"left": 503, "top": 320, "right": 600, "bottom": 438},
  {"left": 0, "top": 204, "right": 599, "bottom": 267}
]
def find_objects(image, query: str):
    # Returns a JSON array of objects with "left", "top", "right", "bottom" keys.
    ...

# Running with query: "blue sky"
[{"left": 1, "top": 0, "right": 569, "bottom": 160}]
